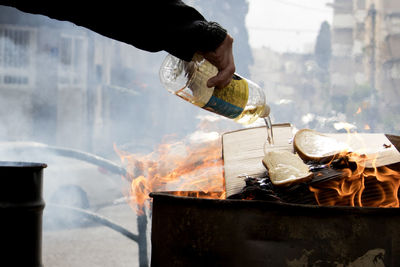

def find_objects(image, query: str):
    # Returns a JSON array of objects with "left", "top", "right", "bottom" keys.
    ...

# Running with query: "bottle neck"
[{"left": 260, "top": 104, "right": 271, "bottom": 118}]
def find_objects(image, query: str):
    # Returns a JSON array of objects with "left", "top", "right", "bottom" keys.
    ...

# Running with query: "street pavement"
[{"left": 42, "top": 203, "right": 149, "bottom": 267}]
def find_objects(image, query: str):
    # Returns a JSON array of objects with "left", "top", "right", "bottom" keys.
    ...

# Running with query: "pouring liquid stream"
[{"left": 264, "top": 116, "right": 274, "bottom": 146}]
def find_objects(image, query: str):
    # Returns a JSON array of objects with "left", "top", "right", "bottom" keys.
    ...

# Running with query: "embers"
[
  {"left": 228, "top": 156, "right": 400, "bottom": 208},
  {"left": 228, "top": 174, "right": 283, "bottom": 202},
  {"left": 228, "top": 159, "right": 345, "bottom": 204}
]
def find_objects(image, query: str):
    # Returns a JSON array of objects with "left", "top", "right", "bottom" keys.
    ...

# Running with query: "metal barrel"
[
  {"left": 0, "top": 162, "right": 47, "bottom": 267},
  {"left": 150, "top": 191, "right": 400, "bottom": 267}
]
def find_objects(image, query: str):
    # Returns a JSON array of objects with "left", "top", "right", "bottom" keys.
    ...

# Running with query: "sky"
[{"left": 245, "top": 0, "right": 334, "bottom": 53}]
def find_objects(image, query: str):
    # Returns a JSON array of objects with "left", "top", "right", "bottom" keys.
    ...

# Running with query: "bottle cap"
[{"left": 260, "top": 104, "right": 271, "bottom": 118}]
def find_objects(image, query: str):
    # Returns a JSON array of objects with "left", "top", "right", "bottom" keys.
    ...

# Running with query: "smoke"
[
  {"left": 0, "top": 5, "right": 237, "bottom": 231},
  {"left": 2, "top": 0, "right": 398, "bottom": 232},
  {"left": 0, "top": 6, "right": 172, "bottom": 231}
]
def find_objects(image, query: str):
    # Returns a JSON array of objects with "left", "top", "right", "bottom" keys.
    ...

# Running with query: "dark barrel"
[
  {"left": 0, "top": 162, "right": 47, "bottom": 267},
  {"left": 151, "top": 191, "right": 400, "bottom": 267}
]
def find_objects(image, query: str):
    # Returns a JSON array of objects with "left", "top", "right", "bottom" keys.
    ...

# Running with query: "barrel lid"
[{"left": 0, "top": 161, "right": 47, "bottom": 168}]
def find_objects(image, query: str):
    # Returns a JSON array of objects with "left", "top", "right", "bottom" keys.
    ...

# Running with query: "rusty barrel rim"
[
  {"left": 150, "top": 191, "right": 400, "bottom": 215},
  {"left": 0, "top": 161, "right": 47, "bottom": 168}
]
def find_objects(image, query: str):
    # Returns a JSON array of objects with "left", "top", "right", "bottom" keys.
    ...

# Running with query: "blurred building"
[
  {"left": 0, "top": 6, "right": 91, "bottom": 148},
  {"left": 364, "top": 0, "right": 400, "bottom": 110},
  {"left": 249, "top": 47, "right": 327, "bottom": 126},
  {"left": 329, "top": 0, "right": 400, "bottom": 129},
  {"left": 329, "top": 0, "right": 355, "bottom": 106},
  {"left": 0, "top": 5, "right": 181, "bottom": 156},
  {"left": 0, "top": 1, "right": 255, "bottom": 156}
]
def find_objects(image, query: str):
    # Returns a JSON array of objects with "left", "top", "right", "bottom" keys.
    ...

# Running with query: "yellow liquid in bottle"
[
  {"left": 233, "top": 105, "right": 266, "bottom": 125},
  {"left": 165, "top": 54, "right": 269, "bottom": 125}
]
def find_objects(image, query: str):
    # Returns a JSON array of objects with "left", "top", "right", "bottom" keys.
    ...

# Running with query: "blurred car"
[{"left": 0, "top": 141, "right": 131, "bottom": 228}]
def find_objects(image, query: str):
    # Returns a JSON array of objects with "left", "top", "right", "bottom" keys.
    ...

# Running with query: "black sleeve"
[{"left": 0, "top": 0, "right": 227, "bottom": 61}]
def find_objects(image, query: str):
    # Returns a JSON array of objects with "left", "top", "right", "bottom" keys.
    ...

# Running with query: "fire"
[
  {"left": 309, "top": 151, "right": 400, "bottom": 207},
  {"left": 114, "top": 137, "right": 225, "bottom": 215}
]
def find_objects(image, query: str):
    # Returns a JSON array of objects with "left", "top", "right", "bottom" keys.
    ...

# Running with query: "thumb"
[{"left": 207, "top": 70, "right": 233, "bottom": 88}]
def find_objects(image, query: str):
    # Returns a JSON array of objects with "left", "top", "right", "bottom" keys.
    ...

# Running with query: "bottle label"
[{"left": 202, "top": 74, "right": 249, "bottom": 119}]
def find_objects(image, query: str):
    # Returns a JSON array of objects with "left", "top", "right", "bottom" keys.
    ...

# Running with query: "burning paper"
[
  {"left": 114, "top": 136, "right": 225, "bottom": 215},
  {"left": 309, "top": 152, "right": 400, "bottom": 207},
  {"left": 222, "top": 125, "right": 400, "bottom": 208}
]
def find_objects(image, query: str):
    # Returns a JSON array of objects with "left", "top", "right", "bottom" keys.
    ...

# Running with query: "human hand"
[{"left": 201, "top": 34, "right": 235, "bottom": 89}]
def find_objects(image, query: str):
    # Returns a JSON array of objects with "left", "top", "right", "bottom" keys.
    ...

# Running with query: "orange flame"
[
  {"left": 309, "top": 151, "right": 400, "bottom": 207},
  {"left": 114, "top": 138, "right": 225, "bottom": 215}
]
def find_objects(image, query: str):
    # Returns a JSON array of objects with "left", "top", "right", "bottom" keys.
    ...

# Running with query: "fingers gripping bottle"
[{"left": 159, "top": 53, "right": 270, "bottom": 125}]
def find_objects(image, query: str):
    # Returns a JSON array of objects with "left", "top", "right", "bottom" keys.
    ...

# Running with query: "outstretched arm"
[{"left": 0, "top": 0, "right": 235, "bottom": 88}]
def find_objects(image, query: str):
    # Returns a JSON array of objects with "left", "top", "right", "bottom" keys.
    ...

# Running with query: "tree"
[{"left": 314, "top": 21, "right": 332, "bottom": 71}]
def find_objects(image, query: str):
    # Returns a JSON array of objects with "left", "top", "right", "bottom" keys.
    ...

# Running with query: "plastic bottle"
[{"left": 159, "top": 53, "right": 270, "bottom": 125}]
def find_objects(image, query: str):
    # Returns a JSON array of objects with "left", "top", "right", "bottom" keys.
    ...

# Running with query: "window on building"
[
  {"left": 0, "top": 26, "right": 34, "bottom": 87},
  {"left": 58, "top": 35, "right": 87, "bottom": 87}
]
